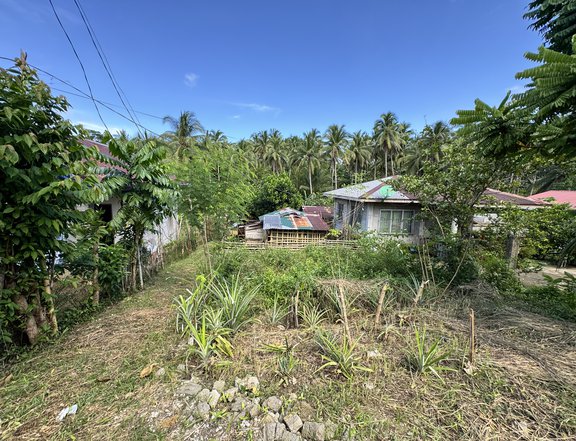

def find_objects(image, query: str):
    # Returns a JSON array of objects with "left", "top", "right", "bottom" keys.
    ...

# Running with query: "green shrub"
[
  {"left": 478, "top": 252, "right": 522, "bottom": 294},
  {"left": 518, "top": 273, "right": 576, "bottom": 321}
]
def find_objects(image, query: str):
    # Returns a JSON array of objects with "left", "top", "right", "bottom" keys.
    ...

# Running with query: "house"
[
  {"left": 323, "top": 177, "right": 547, "bottom": 243},
  {"left": 302, "top": 205, "right": 334, "bottom": 225},
  {"left": 530, "top": 190, "right": 576, "bottom": 210},
  {"left": 80, "top": 139, "right": 180, "bottom": 255},
  {"left": 239, "top": 208, "right": 330, "bottom": 245}
]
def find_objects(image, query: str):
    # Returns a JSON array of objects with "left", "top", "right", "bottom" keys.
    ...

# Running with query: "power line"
[
  {"left": 72, "top": 0, "right": 143, "bottom": 136},
  {"left": 47, "top": 0, "right": 108, "bottom": 132},
  {"left": 0, "top": 55, "right": 162, "bottom": 136}
]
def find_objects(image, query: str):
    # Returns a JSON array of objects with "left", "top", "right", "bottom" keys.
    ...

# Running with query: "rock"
[
  {"left": 176, "top": 364, "right": 186, "bottom": 372},
  {"left": 288, "top": 393, "right": 298, "bottom": 402},
  {"left": 155, "top": 367, "right": 166, "bottom": 377},
  {"left": 325, "top": 421, "right": 337, "bottom": 440},
  {"left": 283, "top": 413, "right": 303, "bottom": 433},
  {"left": 249, "top": 403, "right": 261, "bottom": 418},
  {"left": 274, "top": 422, "right": 287, "bottom": 440},
  {"left": 207, "top": 390, "right": 221, "bottom": 408},
  {"left": 366, "top": 349, "right": 382, "bottom": 358},
  {"left": 261, "top": 412, "right": 279, "bottom": 424},
  {"left": 281, "top": 431, "right": 302, "bottom": 441},
  {"left": 223, "top": 387, "right": 238, "bottom": 402},
  {"left": 263, "top": 422, "right": 288, "bottom": 441},
  {"left": 213, "top": 380, "right": 226, "bottom": 393},
  {"left": 176, "top": 381, "right": 202, "bottom": 397},
  {"left": 231, "top": 397, "right": 247, "bottom": 412},
  {"left": 236, "top": 375, "right": 260, "bottom": 393},
  {"left": 263, "top": 422, "right": 277, "bottom": 441},
  {"left": 302, "top": 422, "right": 326, "bottom": 441},
  {"left": 196, "top": 388, "right": 211, "bottom": 403},
  {"left": 194, "top": 401, "right": 210, "bottom": 421},
  {"left": 263, "top": 396, "right": 283, "bottom": 413}
]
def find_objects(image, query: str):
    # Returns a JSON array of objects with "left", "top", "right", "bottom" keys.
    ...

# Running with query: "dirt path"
[
  {"left": 0, "top": 256, "right": 197, "bottom": 441},
  {"left": 519, "top": 264, "right": 576, "bottom": 287}
]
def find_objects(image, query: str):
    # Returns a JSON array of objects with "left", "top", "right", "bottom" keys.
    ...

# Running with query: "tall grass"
[{"left": 208, "top": 274, "right": 259, "bottom": 333}]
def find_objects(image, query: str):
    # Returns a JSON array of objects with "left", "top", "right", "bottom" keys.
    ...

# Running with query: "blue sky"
[{"left": 1, "top": 0, "right": 543, "bottom": 140}]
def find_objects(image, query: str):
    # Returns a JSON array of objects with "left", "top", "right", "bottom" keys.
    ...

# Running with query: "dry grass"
[
  {"left": 2, "top": 256, "right": 575, "bottom": 440},
  {"left": 0, "top": 255, "right": 201, "bottom": 441}
]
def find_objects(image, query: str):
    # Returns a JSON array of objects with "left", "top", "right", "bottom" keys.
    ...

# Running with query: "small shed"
[{"left": 260, "top": 208, "right": 330, "bottom": 245}]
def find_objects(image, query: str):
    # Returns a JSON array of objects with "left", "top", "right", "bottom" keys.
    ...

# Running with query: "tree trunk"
[
  {"left": 93, "top": 241, "right": 100, "bottom": 304},
  {"left": 203, "top": 218, "right": 212, "bottom": 273},
  {"left": 308, "top": 165, "right": 313, "bottom": 194},
  {"left": 384, "top": 150, "right": 388, "bottom": 177},
  {"left": 40, "top": 257, "right": 58, "bottom": 335},
  {"left": 14, "top": 294, "right": 39, "bottom": 345},
  {"left": 137, "top": 244, "right": 144, "bottom": 290}
]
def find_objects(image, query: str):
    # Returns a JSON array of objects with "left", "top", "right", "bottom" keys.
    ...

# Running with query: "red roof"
[
  {"left": 80, "top": 139, "right": 112, "bottom": 157},
  {"left": 481, "top": 188, "right": 546, "bottom": 207},
  {"left": 302, "top": 205, "right": 333, "bottom": 221},
  {"left": 530, "top": 191, "right": 576, "bottom": 209}
]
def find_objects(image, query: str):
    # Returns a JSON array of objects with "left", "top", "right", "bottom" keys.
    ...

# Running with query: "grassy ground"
[
  {"left": 0, "top": 256, "right": 199, "bottom": 440},
  {"left": 2, "top": 249, "right": 575, "bottom": 440}
]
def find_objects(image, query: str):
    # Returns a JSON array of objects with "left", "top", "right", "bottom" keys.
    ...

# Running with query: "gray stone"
[
  {"left": 231, "top": 397, "right": 247, "bottom": 412},
  {"left": 274, "top": 422, "right": 287, "bottom": 440},
  {"left": 296, "top": 401, "right": 315, "bottom": 421},
  {"left": 154, "top": 367, "right": 166, "bottom": 377},
  {"left": 249, "top": 403, "right": 261, "bottom": 418},
  {"left": 223, "top": 387, "right": 238, "bottom": 402},
  {"left": 302, "top": 422, "right": 326, "bottom": 441},
  {"left": 207, "top": 390, "right": 221, "bottom": 408},
  {"left": 213, "top": 380, "right": 226, "bottom": 393},
  {"left": 194, "top": 401, "right": 210, "bottom": 421},
  {"left": 261, "top": 412, "right": 279, "bottom": 424},
  {"left": 236, "top": 375, "right": 260, "bottom": 393},
  {"left": 283, "top": 413, "right": 303, "bottom": 433},
  {"left": 176, "top": 363, "right": 186, "bottom": 373},
  {"left": 281, "top": 431, "right": 302, "bottom": 441},
  {"left": 176, "top": 381, "right": 202, "bottom": 397},
  {"left": 263, "top": 396, "right": 283, "bottom": 413},
  {"left": 325, "top": 421, "right": 337, "bottom": 440},
  {"left": 196, "top": 388, "right": 211, "bottom": 403},
  {"left": 263, "top": 422, "right": 277, "bottom": 441}
]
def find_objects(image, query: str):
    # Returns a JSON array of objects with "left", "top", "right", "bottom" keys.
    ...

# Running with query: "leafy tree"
[
  {"left": 0, "top": 55, "right": 105, "bottom": 344},
  {"left": 373, "top": 112, "right": 407, "bottom": 177},
  {"left": 250, "top": 173, "right": 304, "bottom": 217},
  {"left": 292, "top": 129, "right": 323, "bottom": 194},
  {"left": 162, "top": 111, "right": 203, "bottom": 159},
  {"left": 101, "top": 134, "right": 178, "bottom": 290},
  {"left": 264, "top": 129, "right": 287, "bottom": 174},
  {"left": 324, "top": 124, "right": 348, "bottom": 189},
  {"left": 344, "top": 131, "right": 371, "bottom": 181},
  {"left": 525, "top": 0, "right": 576, "bottom": 54}
]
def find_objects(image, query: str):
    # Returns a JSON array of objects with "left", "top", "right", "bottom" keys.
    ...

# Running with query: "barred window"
[{"left": 379, "top": 210, "right": 414, "bottom": 234}]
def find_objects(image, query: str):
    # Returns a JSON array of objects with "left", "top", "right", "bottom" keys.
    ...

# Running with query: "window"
[
  {"left": 379, "top": 209, "right": 414, "bottom": 234},
  {"left": 336, "top": 203, "right": 344, "bottom": 221}
]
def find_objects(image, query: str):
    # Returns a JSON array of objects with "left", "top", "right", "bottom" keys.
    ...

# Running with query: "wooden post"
[
  {"left": 505, "top": 232, "right": 520, "bottom": 270},
  {"left": 469, "top": 308, "right": 475, "bottom": 366},
  {"left": 374, "top": 283, "right": 389, "bottom": 328},
  {"left": 338, "top": 282, "right": 352, "bottom": 343}
]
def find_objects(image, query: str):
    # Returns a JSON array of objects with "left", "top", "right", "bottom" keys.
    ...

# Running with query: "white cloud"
[
  {"left": 75, "top": 120, "right": 123, "bottom": 135},
  {"left": 231, "top": 102, "right": 281, "bottom": 116},
  {"left": 184, "top": 73, "right": 199, "bottom": 87},
  {"left": 232, "top": 114, "right": 241, "bottom": 119}
]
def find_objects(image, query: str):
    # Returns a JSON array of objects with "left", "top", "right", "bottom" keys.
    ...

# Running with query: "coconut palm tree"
[
  {"left": 324, "top": 124, "right": 348, "bottom": 189},
  {"left": 162, "top": 111, "right": 203, "bottom": 158},
  {"left": 292, "top": 129, "right": 322, "bottom": 194},
  {"left": 344, "top": 131, "right": 371, "bottom": 180},
  {"left": 264, "top": 129, "right": 286, "bottom": 174},
  {"left": 373, "top": 112, "right": 402, "bottom": 177},
  {"left": 251, "top": 130, "right": 271, "bottom": 169}
]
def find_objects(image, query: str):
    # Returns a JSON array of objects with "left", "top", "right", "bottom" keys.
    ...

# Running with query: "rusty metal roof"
[
  {"left": 259, "top": 208, "right": 329, "bottom": 231},
  {"left": 323, "top": 176, "right": 416, "bottom": 202}
]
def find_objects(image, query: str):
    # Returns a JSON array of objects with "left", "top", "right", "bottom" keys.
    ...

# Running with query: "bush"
[
  {"left": 518, "top": 273, "right": 576, "bottom": 321},
  {"left": 478, "top": 252, "right": 522, "bottom": 294}
]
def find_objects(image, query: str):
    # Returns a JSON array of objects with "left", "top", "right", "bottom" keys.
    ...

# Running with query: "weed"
[
  {"left": 405, "top": 326, "right": 453, "bottom": 379},
  {"left": 299, "top": 303, "right": 328, "bottom": 330},
  {"left": 314, "top": 330, "right": 372, "bottom": 380},
  {"left": 208, "top": 274, "right": 258, "bottom": 333},
  {"left": 266, "top": 296, "right": 288, "bottom": 325}
]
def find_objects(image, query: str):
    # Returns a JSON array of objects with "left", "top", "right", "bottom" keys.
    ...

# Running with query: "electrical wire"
[
  {"left": 47, "top": 0, "right": 109, "bottom": 132},
  {"left": 0, "top": 55, "right": 162, "bottom": 136},
  {"left": 72, "top": 0, "right": 143, "bottom": 136}
]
